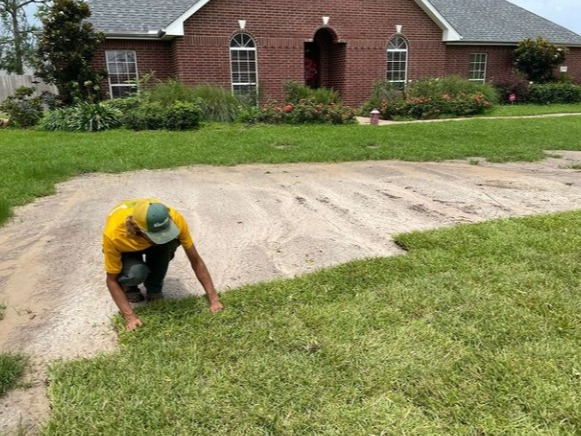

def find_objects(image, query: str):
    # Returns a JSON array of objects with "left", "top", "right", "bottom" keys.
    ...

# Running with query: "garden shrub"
[
  {"left": 397, "top": 94, "right": 492, "bottom": 119},
  {"left": 240, "top": 81, "right": 354, "bottom": 124},
  {"left": 360, "top": 79, "right": 405, "bottom": 117},
  {"left": 528, "top": 83, "right": 581, "bottom": 104},
  {"left": 71, "top": 102, "right": 122, "bottom": 131},
  {"left": 106, "top": 79, "right": 211, "bottom": 126},
  {"left": 123, "top": 100, "right": 202, "bottom": 130},
  {"left": 40, "top": 102, "right": 122, "bottom": 131},
  {"left": 405, "top": 76, "right": 498, "bottom": 103},
  {"left": 243, "top": 98, "right": 356, "bottom": 125},
  {"left": 144, "top": 79, "right": 198, "bottom": 107},
  {"left": 122, "top": 102, "right": 167, "bottom": 130},
  {"left": 164, "top": 101, "right": 202, "bottom": 130},
  {"left": 189, "top": 84, "right": 243, "bottom": 122},
  {"left": 283, "top": 81, "right": 340, "bottom": 105},
  {"left": 101, "top": 96, "right": 143, "bottom": 112},
  {"left": 491, "top": 71, "right": 531, "bottom": 104},
  {"left": 39, "top": 107, "right": 76, "bottom": 131},
  {"left": 361, "top": 76, "right": 496, "bottom": 120},
  {"left": 0, "top": 86, "right": 44, "bottom": 127},
  {"left": 514, "top": 36, "right": 568, "bottom": 83}
]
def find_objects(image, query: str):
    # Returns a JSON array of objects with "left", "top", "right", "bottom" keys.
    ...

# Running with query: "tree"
[
  {"left": 513, "top": 36, "right": 568, "bottom": 83},
  {"left": 33, "top": 0, "right": 104, "bottom": 103},
  {"left": 0, "top": 0, "right": 46, "bottom": 74}
]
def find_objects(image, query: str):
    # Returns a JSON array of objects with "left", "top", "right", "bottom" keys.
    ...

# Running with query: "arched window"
[
  {"left": 387, "top": 36, "right": 408, "bottom": 89},
  {"left": 230, "top": 33, "right": 258, "bottom": 101}
]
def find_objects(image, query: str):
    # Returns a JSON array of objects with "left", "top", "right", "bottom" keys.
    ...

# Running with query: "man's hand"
[
  {"left": 209, "top": 301, "right": 224, "bottom": 313},
  {"left": 184, "top": 244, "right": 224, "bottom": 315},
  {"left": 125, "top": 314, "right": 143, "bottom": 331}
]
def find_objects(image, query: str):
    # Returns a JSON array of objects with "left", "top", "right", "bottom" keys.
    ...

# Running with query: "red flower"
[{"left": 284, "top": 104, "right": 293, "bottom": 112}]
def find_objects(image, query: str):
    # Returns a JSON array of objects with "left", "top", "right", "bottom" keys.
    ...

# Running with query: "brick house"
[{"left": 88, "top": 0, "right": 581, "bottom": 106}]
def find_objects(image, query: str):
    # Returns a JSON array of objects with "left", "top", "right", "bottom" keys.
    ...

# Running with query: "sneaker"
[
  {"left": 124, "top": 288, "right": 145, "bottom": 303},
  {"left": 146, "top": 292, "right": 164, "bottom": 302}
]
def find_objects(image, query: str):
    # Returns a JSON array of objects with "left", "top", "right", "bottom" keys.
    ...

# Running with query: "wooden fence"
[{"left": 0, "top": 75, "right": 58, "bottom": 102}]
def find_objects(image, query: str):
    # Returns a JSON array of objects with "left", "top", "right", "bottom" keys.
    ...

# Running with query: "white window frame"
[
  {"left": 105, "top": 50, "right": 139, "bottom": 99},
  {"left": 469, "top": 53, "right": 487, "bottom": 83},
  {"left": 387, "top": 36, "right": 408, "bottom": 89},
  {"left": 229, "top": 33, "right": 258, "bottom": 101}
]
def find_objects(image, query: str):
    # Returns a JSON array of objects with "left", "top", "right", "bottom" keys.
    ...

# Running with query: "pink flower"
[{"left": 284, "top": 104, "right": 293, "bottom": 113}]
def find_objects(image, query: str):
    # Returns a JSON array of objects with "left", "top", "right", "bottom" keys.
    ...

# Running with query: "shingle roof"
[
  {"left": 87, "top": 0, "right": 204, "bottom": 36},
  {"left": 87, "top": 0, "right": 581, "bottom": 45},
  {"left": 428, "top": 0, "right": 581, "bottom": 45}
]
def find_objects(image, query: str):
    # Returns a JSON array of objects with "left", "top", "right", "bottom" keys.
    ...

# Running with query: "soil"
[{"left": 1, "top": 153, "right": 580, "bottom": 434}]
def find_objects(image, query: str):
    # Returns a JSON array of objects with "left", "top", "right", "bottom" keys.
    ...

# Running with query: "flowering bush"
[
  {"left": 362, "top": 76, "right": 496, "bottom": 120},
  {"left": 241, "top": 98, "right": 356, "bottom": 125},
  {"left": 400, "top": 93, "right": 492, "bottom": 119},
  {"left": 239, "top": 82, "right": 356, "bottom": 125}
]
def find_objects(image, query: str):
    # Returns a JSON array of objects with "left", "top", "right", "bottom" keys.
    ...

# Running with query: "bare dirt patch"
[{"left": 1, "top": 153, "right": 580, "bottom": 434}]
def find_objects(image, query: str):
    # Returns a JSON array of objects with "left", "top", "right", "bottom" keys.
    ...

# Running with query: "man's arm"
[
  {"left": 106, "top": 273, "right": 143, "bottom": 331},
  {"left": 184, "top": 244, "right": 223, "bottom": 313}
]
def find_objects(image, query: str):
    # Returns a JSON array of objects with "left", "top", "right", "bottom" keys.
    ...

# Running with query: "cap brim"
[{"left": 145, "top": 220, "right": 180, "bottom": 245}]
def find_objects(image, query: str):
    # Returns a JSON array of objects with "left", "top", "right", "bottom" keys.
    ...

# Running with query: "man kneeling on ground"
[{"left": 102, "top": 198, "right": 223, "bottom": 331}]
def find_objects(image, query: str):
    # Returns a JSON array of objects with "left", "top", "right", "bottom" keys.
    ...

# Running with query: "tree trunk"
[{"left": 10, "top": 1, "right": 24, "bottom": 74}]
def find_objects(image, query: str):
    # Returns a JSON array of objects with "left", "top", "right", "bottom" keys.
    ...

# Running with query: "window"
[
  {"left": 106, "top": 50, "right": 138, "bottom": 98},
  {"left": 469, "top": 53, "right": 487, "bottom": 83},
  {"left": 387, "top": 36, "right": 408, "bottom": 89},
  {"left": 230, "top": 33, "right": 258, "bottom": 101}
]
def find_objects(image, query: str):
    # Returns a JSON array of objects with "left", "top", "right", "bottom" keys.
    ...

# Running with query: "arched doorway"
[{"left": 304, "top": 28, "right": 345, "bottom": 95}]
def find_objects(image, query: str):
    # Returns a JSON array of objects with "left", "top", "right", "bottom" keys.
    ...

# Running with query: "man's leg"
[
  {"left": 143, "top": 239, "right": 180, "bottom": 300},
  {"left": 117, "top": 252, "right": 150, "bottom": 303}
]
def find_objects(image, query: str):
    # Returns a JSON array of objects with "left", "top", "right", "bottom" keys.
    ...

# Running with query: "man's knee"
[{"left": 118, "top": 263, "right": 150, "bottom": 286}]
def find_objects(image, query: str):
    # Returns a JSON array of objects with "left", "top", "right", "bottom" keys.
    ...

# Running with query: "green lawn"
[
  {"left": 44, "top": 211, "right": 581, "bottom": 434},
  {"left": 0, "top": 305, "right": 27, "bottom": 397},
  {"left": 481, "top": 103, "right": 581, "bottom": 117},
  {"left": 1, "top": 115, "right": 581, "bottom": 226}
]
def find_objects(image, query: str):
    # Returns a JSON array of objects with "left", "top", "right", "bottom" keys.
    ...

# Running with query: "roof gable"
[
  {"left": 87, "top": 0, "right": 581, "bottom": 46},
  {"left": 87, "top": 0, "right": 206, "bottom": 37},
  {"left": 427, "top": 0, "right": 581, "bottom": 45}
]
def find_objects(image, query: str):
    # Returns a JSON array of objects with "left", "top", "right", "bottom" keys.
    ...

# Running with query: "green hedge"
[
  {"left": 528, "top": 83, "right": 581, "bottom": 104},
  {"left": 123, "top": 100, "right": 201, "bottom": 131}
]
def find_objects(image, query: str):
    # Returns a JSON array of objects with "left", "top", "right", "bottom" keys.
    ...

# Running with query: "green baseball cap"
[{"left": 133, "top": 199, "right": 179, "bottom": 245}]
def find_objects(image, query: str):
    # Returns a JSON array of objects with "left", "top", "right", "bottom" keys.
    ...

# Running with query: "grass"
[
  {"left": 0, "top": 305, "right": 27, "bottom": 397},
  {"left": 1, "top": 114, "right": 580, "bottom": 226},
  {"left": 0, "top": 354, "right": 27, "bottom": 397},
  {"left": 481, "top": 103, "right": 581, "bottom": 117},
  {"left": 1, "top": 110, "right": 580, "bottom": 429},
  {"left": 44, "top": 210, "right": 581, "bottom": 434}
]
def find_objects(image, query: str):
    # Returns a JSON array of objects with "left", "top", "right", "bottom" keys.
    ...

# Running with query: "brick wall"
[
  {"left": 564, "top": 47, "right": 581, "bottom": 82},
  {"left": 445, "top": 45, "right": 514, "bottom": 82},
  {"left": 445, "top": 45, "right": 581, "bottom": 84},
  {"left": 95, "top": 0, "right": 581, "bottom": 105},
  {"left": 97, "top": 0, "right": 447, "bottom": 105},
  {"left": 176, "top": 0, "right": 447, "bottom": 106}
]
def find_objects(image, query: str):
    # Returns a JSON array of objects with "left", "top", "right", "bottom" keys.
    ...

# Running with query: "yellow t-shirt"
[{"left": 102, "top": 199, "right": 194, "bottom": 274}]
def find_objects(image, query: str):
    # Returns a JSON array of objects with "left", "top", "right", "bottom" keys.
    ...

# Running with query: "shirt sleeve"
[
  {"left": 102, "top": 234, "right": 123, "bottom": 274},
  {"left": 170, "top": 209, "right": 194, "bottom": 249}
]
